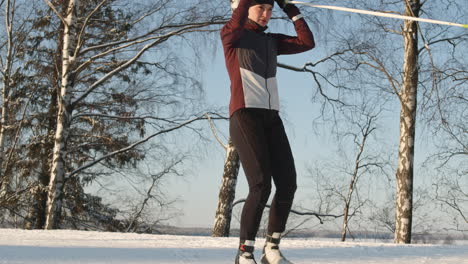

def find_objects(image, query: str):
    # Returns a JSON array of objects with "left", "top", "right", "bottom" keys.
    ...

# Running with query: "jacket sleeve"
[
  {"left": 221, "top": 0, "right": 252, "bottom": 47},
  {"left": 273, "top": 5, "right": 315, "bottom": 55}
]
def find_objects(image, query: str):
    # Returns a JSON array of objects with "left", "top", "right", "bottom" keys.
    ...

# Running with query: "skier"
[{"left": 221, "top": 0, "right": 315, "bottom": 263}]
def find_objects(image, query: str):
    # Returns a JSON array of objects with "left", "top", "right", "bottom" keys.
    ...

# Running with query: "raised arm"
[
  {"left": 273, "top": 0, "right": 315, "bottom": 55},
  {"left": 221, "top": 0, "right": 253, "bottom": 47}
]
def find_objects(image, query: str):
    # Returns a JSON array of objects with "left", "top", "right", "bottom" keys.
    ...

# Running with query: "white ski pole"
[{"left": 287, "top": 0, "right": 468, "bottom": 29}]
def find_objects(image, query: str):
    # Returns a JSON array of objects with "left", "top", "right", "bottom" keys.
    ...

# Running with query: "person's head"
[{"left": 248, "top": 1, "right": 274, "bottom": 27}]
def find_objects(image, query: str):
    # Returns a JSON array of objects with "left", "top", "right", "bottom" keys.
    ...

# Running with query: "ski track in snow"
[{"left": 0, "top": 229, "right": 467, "bottom": 264}]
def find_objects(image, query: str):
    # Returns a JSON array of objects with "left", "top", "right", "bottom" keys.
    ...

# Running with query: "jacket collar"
[{"left": 245, "top": 19, "right": 268, "bottom": 32}]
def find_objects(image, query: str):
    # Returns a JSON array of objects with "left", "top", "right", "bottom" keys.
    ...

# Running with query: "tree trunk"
[
  {"left": 395, "top": 0, "right": 420, "bottom": 244},
  {"left": 0, "top": 81, "right": 8, "bottom": 193},
  {"left": 35, "top": 94, "right": 58, "bottom": 229},
  {"left": 341, "top": 172, "right": 357, "bottom": 242},
  {"left": 44, "top": 0, "right": 76, "bottom": 229},
  {"left": 341, "top": 200, "right": 351, "bottom": 242},
  {"left": 25, "top": 15, "right": 63, "bottom": 229},
  {"left": 0, "top": 0, "right": 14, "bottom": 195},
  {"left": 24, "top": 90, "right": 58, "bottom": 229},
  {"left": 341, "top": 116, "right": 374, "bottom": 242},
  {"left": 212, "top": 138, "right": 240, "bottom": 237}
]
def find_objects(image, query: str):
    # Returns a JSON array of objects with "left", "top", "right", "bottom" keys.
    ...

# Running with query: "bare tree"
[
  {"left": 0, "top": 0, "right": 229, "bottom": 230},
  {"left": 124, "top": 159, "right": 184, "bottom": 233},
  {"left": 203, "top": 113, "right": 240, "bottom": 237},
  {"left": 393, "top": 0, "right": 420, "bottom": 244},
  {"left": 0, "top": 0, "right": 38, "bottom": 227},
  {"left": 41, "top": 0, "right": 227, "bottom": 229},
  {"left": 0, "top": 0, "right": 15, "bottom": 186},
  {"left": 212, "top": 138, "right": 240, "bottom": 237},
  {"left": 433, "top": 169, "right": 468, "bottom": 232},
  {"left": 289, "top": 0, "right": 467, "bottom": 243},
  {"left": 341, "top": 113, "right": 377, "bottom": 241},
  {"left": 0, "top": 0, "right": 26, "bottom": 196}
]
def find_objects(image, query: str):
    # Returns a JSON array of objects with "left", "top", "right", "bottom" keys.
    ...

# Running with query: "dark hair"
[{"left": 251, "top": 0, "right": 274, "bottom": 6}]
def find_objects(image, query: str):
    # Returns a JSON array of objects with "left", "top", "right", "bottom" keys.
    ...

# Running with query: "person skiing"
[{"left": 221, "top": 0, "right": 315, "bottom": 263}]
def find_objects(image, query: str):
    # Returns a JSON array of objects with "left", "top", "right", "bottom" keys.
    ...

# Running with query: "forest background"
[{"left": 0, "top": 0, "right": 466, "bottom": 244}]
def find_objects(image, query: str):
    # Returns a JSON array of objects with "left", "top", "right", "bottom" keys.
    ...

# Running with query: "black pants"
[{"left": 230, "top": 108, "right": 297, "bottom": 241}]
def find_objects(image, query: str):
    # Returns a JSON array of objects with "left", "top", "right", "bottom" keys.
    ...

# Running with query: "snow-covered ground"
[{"left": 0, "top": 228, "right": 467, "bottom": 264}]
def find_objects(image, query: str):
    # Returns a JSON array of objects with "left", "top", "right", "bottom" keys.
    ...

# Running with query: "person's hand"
[
  {"left": 275, "top": 0, "right": 297, "bottom": 12},
  {"left": 275, "top": 0, "right": 289, "bottom": 10},
  {"left": 276, "top": 0, "right": 302, "bottom": 20}
]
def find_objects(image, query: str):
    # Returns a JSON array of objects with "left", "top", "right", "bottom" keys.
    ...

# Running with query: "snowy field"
[{"left": 0, "top": 229, "right": 467, "bottom": 264}]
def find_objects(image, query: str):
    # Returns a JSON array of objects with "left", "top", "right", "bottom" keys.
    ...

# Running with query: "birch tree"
[
  {"left": 19, "top": 3, "right": 63, "bottom": 229},
  {"left": 43, "top": 0, "right": 76, "bottom": 230},
  {"left": 348, "top": 0, "right": 465, "bottom": 243},
  {"left": 393, "top": 0, "right": 420, "bottom": 244},
  {"left": 202, "top": 113, "right": 240, "bottom": 237},
  {"left": 40, "top": 0, "right": 227, "bottom": 229},
  {"left": 0, "top": 0, "right": 22, "bottom": 196},
  {"left": 281, "top": 0, "right": 466, "bottom": 242},
  {"left": 0, "top": 0, "right": 34, "bottom": 219},
  {"left": 340, "top": 113, "right": 377, "bottom": 242},
  {"left": 0, "top": 0, "right": 15, "bottom": 196},
  {"left": 212, "top": 138, "right": 240, "bottom": 237}
]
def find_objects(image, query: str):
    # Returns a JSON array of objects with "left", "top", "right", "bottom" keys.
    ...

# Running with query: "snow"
[{"left": 1, "top": 229, "right": 467, "bottom": 264}]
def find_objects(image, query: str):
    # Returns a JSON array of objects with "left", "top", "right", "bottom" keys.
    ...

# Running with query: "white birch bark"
[
  {"left": 395, "top": 0, "right": 419, "bottom": 244},
  {"left": 44, "top": 0, "right": 77, "bottom": 229},
  {"left": 212, "top": 138, "right": 240, "bottom": 237},
  {"left": 0, "top": 0, "right": 15, "bottom": 195}
]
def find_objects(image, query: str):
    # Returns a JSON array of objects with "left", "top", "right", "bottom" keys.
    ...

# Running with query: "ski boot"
[
  {"left": 235, "top": 240, "right": 257, "bottom": 264},
  {"left": 260, "top": 233, "right": 293, "bottom": 264}
]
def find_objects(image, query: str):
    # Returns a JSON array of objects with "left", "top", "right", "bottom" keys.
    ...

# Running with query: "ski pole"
[{"left": 287, "top": 0, "right": 468, "bottom": 29}]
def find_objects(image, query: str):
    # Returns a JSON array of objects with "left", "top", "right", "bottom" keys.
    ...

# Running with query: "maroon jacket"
[{"left": 221, "top": 0, "right": 315, "bottom": 116}]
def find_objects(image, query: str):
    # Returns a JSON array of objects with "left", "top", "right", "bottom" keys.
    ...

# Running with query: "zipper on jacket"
[{"left": 265, "top": 35, "right": 271, "bottom": 110}]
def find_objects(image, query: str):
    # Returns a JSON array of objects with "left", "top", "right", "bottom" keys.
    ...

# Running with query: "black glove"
[{"left": 275, "top": 0, "right": 295, "bottom": 12}]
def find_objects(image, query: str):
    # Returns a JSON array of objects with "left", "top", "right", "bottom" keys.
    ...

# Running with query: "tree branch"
[
  {"left": 205, "top": 113, "right": 227, "bottom": 150},
  {"left": 278, "top": 62, "right": 347, "bottom": 106},
  {"left": 67, "top": 113, "right": 226, "bottom": 178},
  {"left": 43, "top": 0, "right": 67, "bottom": 26},
  {"left": 73, "top": 0, "right": 109, "bottom": 58},
  {"left": 71, "top": 21, "right": 221, "bottom": 107},
  {"left": 232, "top": 198, "right": 343, "bottom": 225}
]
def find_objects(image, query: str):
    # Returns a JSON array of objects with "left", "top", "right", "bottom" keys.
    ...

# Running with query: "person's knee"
[
  {"left": 249, "top": 181, "right": 272, "bottom": 205},
  {"left": 281, "top": 184, "right": 296, "bottom": 200},
  {"left": 289, "top": 182, "right": 297, "bottom": 195},
  {"left": 276, "top": 178, "right": 297, "bottom": 200}
]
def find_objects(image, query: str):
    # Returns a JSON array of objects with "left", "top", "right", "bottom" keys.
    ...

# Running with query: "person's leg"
[
  {"left": 260, "top": 112, "right": 296, "bottom": 264},
  {"left": 267, "top": 113, "right": 297, "bottom": 234},
  {"left": 230, "top": 109, "right": 273, "bottom": 247}
]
